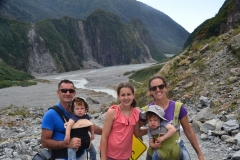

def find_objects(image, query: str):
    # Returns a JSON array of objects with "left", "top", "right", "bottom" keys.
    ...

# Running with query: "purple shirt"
[
  {"left": 140, "top": 100, "right": 188, "bottom": 124},
  {"left": 163, "top": 100, "right": 188, "bottom": 123}
]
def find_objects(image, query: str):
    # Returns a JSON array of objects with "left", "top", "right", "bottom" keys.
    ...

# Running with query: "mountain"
[
  {"left": 131, "top": 0, "right": 240, "bottom": 111},
  {"left": 0, "top": 9, "right": 164, "bottom": 75},
  {"left": 184, "top": 0, "right": 240, "bottom": 48},
  {"left": 0, "top": 0, "right": 189, "bottom": 55}
]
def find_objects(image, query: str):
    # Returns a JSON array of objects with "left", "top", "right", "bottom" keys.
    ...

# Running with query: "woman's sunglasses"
[
  {"left": 60, "top": 88, "right": 75, "bottom": 93},
  {"left": 149, "top": 84, "right": 165, "bottom": 91}
]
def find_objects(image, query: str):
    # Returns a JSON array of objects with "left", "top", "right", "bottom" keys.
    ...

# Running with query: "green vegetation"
[
  {"left": 184, "top": 0, "right": 234, "bottom": 48},
  {"left": 0, "top": 105, "right": 31, "bottom": 127},
  {"left": 192, "top": 60, "right": 206, "bottom": 72},
  {"left": 129, "top": 63, "right": 164, "bottom": 107},
  {"left": 0, "top": 61, "right": 36, "bottom": 89},
  {"left": 0, "top": 0, "right": 189, "bottom": 55},
  {"left": 232, "top": 25, "right": 240, "bottom": 36},
  {"left": 0, "top": 17, "right": 31, "bottom": 72},
  {"left": 129, "top": 63, "right": 164, "bottom": 82},
  {"left": 8, "top": 107, "right": 30, "bottom": 117}
]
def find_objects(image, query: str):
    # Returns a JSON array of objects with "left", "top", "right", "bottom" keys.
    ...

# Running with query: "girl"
[
  {"left": 100, "top": 82, "right": 146, "bottom": 160},
  {"left": 144, "top": 75, "right": 205, "bottom": 160}
]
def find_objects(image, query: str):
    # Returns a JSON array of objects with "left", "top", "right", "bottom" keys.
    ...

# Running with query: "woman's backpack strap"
[{"left": 173, "top": 102, "right": 183, "bottom": 126}]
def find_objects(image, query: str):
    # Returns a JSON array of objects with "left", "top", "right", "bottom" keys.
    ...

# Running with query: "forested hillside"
[{"left": 0, "top": 0, "right": 189, "bottom": 55}]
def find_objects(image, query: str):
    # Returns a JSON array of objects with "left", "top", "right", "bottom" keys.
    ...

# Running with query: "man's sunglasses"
[
  {"left": 60, "top": 88, "right": 75, "bottom": 93},
  {"left": 149, "top": 84, "right": 165, "bottom": 91}
]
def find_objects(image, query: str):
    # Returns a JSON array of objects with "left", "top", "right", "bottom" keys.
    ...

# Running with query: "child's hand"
[
  {"left": 155, "top": 140, "right": 161, "bottom": 148},
  {"left": 157, "top": 136, "right": 164, "bottom": 144},
  {"left": 64, "top": 136, "right": 70, "bottom": 144},
  {"left": 91, "top": 134, "right": 95, "bottom": 140}
]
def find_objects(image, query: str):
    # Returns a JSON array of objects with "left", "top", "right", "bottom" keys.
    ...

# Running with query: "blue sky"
[{"left": 137, "top": 0, "right": 225, "bottom": 33}]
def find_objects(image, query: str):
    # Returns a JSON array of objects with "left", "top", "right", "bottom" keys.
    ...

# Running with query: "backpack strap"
[
  {"left": 49, "top": 106, "right": 90, "bottom": 160},
  {"left": 173, "top": 101, "right": 183, "bottom": 126},
  {"left": 48, "top": 105, "right": 69, "bottom": 123}
]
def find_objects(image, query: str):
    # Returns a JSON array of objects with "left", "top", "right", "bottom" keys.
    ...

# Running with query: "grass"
[{"left": 0, "top": 80, "right": 37, "bottom": 89}]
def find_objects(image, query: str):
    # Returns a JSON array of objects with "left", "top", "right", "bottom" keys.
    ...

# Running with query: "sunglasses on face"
[
  {"left": 60, "top": 88, "right": 75, "bottom": 93},
  {"left": 149, "top": 84, "right": 165, "bottom": 91}
]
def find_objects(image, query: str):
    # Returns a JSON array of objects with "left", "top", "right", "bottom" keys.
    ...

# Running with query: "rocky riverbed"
[
  {"left": 0, "top": 80, "right": 239, "bottom": 160},
  {"left": 1, "top": 63, "right": 240, "bottom": 160}
]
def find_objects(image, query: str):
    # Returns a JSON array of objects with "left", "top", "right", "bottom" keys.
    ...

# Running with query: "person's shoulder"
[
  {"left": 108, "top": 105, "right": 119, "bottom": 111},
  {"left": 44, "top": 107, "right": 58, "bottom": 116},
  {"left": 161, "top": 120, "right": 169, "bottom": 125},
  {"left": 84, "top": 114, "right": 91, "bottom": 120}
]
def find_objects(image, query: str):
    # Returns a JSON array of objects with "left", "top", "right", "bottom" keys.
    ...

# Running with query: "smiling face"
[
  {"left": 118, "top": 87, "right": 135, "bottom": 108},
  {"left": 57, "top": 82, "right": 76, "bottom": 105},
  {"left": 149, "top": 78, "right": 168, "bottom": 101}
]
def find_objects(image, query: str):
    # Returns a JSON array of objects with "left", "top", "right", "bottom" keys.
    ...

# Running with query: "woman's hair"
[
  {"left": 148, "top": 75, "right": 168, "bottom": 98},
  {"left": 148, "top": 75, "right": 168, "bottom": 89},
  {"left": 116, "top": 82, "right": 137, "bottom": 107}
]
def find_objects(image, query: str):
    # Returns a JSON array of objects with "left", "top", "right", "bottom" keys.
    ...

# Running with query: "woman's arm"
[
  {"left": 134, "top": 121, "right": 148, "bottom": 137},
  {"left": 180, "top": 115, "right": 205, "bottom": 160},
  {"left": 100, "top": 108, "right": 115, "bottom": 160}
]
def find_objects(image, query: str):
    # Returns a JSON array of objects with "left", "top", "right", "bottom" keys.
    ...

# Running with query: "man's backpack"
[{"left": 49, "top": 106, "right": 91, "bottom": 150}]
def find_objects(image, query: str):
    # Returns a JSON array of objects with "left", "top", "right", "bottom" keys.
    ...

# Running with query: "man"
[{"left": 41, "top": 79, "right": 102, "bottom": 160}]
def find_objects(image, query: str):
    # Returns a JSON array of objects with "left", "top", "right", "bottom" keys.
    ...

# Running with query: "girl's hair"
[
  {"left": 116, "top": 82, "right": 137, "bottom": 107},
  {"left": 148, "top": 75, "right": 168, "bottom": 89}
]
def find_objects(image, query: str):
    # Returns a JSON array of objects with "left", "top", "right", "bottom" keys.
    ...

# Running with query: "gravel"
[{"left": 0, "top": 63, "right": 232, "bottom": 160}]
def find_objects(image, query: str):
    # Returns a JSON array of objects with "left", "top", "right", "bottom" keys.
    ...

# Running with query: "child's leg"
[
  {"left": 68, "top": 148, "right": 77, "bottom": 160},
  {"left": 87, "top": 143, "right": 97, "bottom": 160},
  {"left": 152, "top": 150, "right": 161, "bottom": 160},
  {"left": 77, "top": 151, "right": 87, "bottom": 160},
  {"left": 146, "top": 153, "right": 152, "bottom": 160}
]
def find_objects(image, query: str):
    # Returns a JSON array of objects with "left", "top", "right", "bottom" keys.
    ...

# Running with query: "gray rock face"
[
  {"left": 28, "top": 24, "right": 57, "bottom": 74},
  {"left": 25, "top": 16, "right": 157, "bottom": 74},
  {"left": 220, "top": 0, "right": 240, "bottom": 34}
]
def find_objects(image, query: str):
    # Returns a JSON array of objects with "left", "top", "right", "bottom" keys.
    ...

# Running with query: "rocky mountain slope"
[
  {"left": 160, "top": 29, "right": 240, "bottom": 113},
  {"left": 154, "top": 28, "right": 240, "bottom": 159},
  {"left": 1, "top": 29, "right": 240, "bottom": 159},
  {"left": 0, "top": 0, "right": 189, "bottom": 55},
  {"left": 184, "top": 0, "right": 240, "bottom": 49},
  {"left": 1, "top": 9, "right": 162, "bottom": 75}
]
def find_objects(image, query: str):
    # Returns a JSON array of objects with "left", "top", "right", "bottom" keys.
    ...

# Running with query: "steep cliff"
[
  {"left": 0, "top": 0, "right": 189, "bottom": 55},
  {"left": 184, "top": 0, "right": 240, "bottom": 48},
  {"left": 0, "top": 10, "right": 162, "bottom": 74}
]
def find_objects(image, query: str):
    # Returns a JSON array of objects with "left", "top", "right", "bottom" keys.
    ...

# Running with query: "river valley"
[{"left": 0, "top": 63, "right": 154, "bottom": 109}]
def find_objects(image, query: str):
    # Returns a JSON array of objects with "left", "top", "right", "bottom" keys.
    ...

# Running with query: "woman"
[{"left": 143, "top": 75, "right": 205, "bottom": 160}]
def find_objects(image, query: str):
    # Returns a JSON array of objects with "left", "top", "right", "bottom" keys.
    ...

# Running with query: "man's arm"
[
  {"left": 41, "top": 129, "right": 81, "bottom": 149},
  {"left": 93, "top": 123, "right": 102, "bottom": 135}
]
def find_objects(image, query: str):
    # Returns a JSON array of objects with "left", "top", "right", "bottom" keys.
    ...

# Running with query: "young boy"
[
  {"left": 64, "top": 97, "right": 94, "bottom": 160},
  {"left": 144, "top": 105, "right": 182, "bottom": 160}
]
